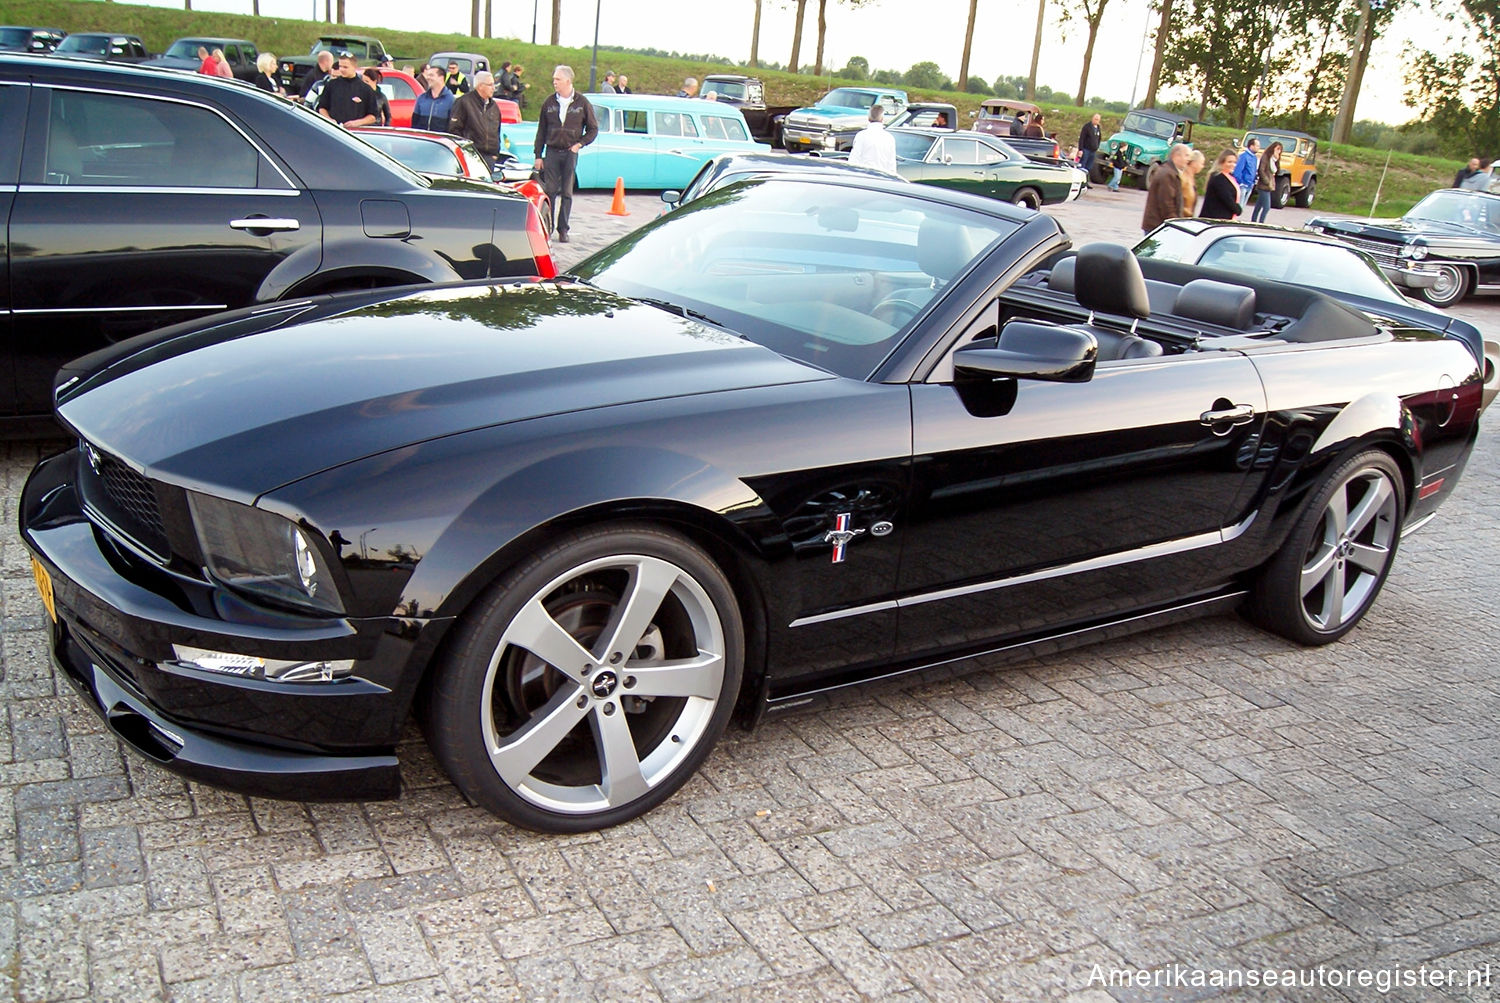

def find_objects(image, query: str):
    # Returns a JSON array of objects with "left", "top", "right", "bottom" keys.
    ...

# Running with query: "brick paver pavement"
[{"left": 2, "top": 189, "right": 1497, "bottom": 1001}]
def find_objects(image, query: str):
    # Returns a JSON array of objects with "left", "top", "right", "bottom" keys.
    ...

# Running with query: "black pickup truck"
[
  {"left": 701, "top": 74, "right": 797, "bottom": 147},
  {"left": 279, "top": 35, "right": 399, "bottom": 91}
]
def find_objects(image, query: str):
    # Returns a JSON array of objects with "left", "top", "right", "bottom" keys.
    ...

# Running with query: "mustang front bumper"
[{"left": 19, "top": 449, "right": 448, "bottom": 802}]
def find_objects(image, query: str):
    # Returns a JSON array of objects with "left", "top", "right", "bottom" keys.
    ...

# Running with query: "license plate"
[{"left": 30, "top": 557, "right": 56, "bottom": 623}]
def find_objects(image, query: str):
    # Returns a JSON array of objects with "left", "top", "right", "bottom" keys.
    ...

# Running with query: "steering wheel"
[{"left": 871, "top": 294, "right": 923, "bottom": 327}]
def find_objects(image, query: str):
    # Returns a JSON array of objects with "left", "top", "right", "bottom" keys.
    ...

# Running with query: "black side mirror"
[{"left": 954, "top": 321, "right": 1096, "bottom": 383}]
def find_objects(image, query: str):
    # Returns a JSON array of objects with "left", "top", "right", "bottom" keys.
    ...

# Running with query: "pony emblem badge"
[{"left": 823, "top": 513, "right": 865, "bottom": 564}]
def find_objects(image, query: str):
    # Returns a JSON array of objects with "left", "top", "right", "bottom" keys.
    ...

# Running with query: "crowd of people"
[{"left": 1136, "top": 135, "right": 1289, "bottom": 232}]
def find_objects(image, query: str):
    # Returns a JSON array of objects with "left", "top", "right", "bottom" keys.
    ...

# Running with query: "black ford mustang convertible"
[{"left": 21, "top": 178, "right": 1484, "bottom": 832}]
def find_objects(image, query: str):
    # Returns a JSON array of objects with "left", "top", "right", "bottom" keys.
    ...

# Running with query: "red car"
[
  {"left": 366, "top": 68, "right": 421, "bottom": 127},
  {"left": 352, "top": 126, "right": 552, "bottom": 238}
]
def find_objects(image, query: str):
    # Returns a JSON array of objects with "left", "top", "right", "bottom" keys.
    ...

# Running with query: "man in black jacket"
[
  {"left": 449, "top": 71, "right": 501, "bottom": 164},
  {"left": 1078, "top": 113, "right": 1102, "bottom": 176},
  {"left": 533, "top": 65, "right": 599, "bottom": 243}
]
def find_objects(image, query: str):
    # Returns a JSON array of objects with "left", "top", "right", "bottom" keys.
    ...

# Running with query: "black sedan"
[
  {"left": 1133, "top": 219, "right": 1498, "bottom": 410},
  {"left": 658, "top": 150, "right": 906, "bottom": 214},
  {"left": 0, "top": 54, "right": 552, "bottom": 432},
  {"left": 1308, "top": 189, "right": 1500, "bottom": 307},
  {"left": 20, "top": 177, "right": 1484, "bottom": 832}
]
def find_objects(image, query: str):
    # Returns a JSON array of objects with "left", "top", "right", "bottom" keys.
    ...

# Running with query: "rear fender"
[
  {"left": 270, "top": 238, "right": 462, "bottom": 299},
  {"left": 1296, "top": 391, "right": 1418, "bottom": 512}
]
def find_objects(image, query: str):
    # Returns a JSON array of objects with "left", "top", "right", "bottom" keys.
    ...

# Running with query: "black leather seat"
[{"left": 1063, "top": 243, "right": 1163, "bottom": 361}]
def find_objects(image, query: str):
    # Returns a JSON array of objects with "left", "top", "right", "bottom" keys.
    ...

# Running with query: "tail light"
[{"left": 525, "top": 202, "right": 555, "bottom": 278}]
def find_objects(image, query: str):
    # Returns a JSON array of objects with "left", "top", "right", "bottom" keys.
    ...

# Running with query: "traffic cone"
[{"left": 608, "top": 177, "right": 630, "bottom": 216}]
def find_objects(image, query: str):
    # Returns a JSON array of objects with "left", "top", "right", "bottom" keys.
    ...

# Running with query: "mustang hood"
[{"left": 58, "top": 282, "right": 829, "bottom": 502}]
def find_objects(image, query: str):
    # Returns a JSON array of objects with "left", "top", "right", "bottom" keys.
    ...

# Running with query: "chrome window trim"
[
  {"left": 38, "top": 83, "right": 301, "bottom": 191},
  {"left": 789, "top": 513, "right": 1257, "bottom": 628},
  {"left": 15, "top": 304, "right": 228, "bottom": 315},
  {"left": 18, "top": 184, "right": 299, "bottom": 196}
]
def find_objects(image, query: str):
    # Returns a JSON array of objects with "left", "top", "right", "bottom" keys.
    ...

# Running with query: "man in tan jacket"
[{"left": 1142, "top": 143, "right": 1191, "bottom": 233}]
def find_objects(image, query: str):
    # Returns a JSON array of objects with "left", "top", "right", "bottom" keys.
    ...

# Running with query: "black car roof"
[
  {"left": 1157, "top": 218, "right": 1362, "bottom": 250},
  {"left": 169, "top": 36, "right": 256, "bottom": 45},
  {"left": 1127, "top": 107, "right": 1195, "bottom": 123}
]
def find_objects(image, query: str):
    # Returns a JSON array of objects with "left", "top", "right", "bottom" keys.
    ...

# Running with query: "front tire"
[
  {"left": 1246, "top": 450, "right": 1404, "bottom": 645},
  {"left": 1272, "top": 175, "right": 1292, "bottom": 209},
  {"left": 1419, "top": 264, "right": 1471, "bottom": 308},
  {"left": 1292, "top": 175, "right": 1316, "bottom": 207},
  {"left": 422, "top": 525, "right": 744, "bottom": 832}
]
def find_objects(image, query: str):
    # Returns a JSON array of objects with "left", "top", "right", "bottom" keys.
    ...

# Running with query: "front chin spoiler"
[{"left": 56, "top": 625, "right": 401, "bottom": 802}]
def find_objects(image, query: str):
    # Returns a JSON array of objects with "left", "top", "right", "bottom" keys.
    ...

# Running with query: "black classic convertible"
[{"left": 21, "top": 178, "right": 1484, "bottom": 832}]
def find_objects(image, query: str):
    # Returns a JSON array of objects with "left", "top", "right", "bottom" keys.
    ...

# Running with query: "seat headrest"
[
  {"left": 1047, "top": 255, "right": 1076, "bottom": 293},
  {"left": 1174, "top": 278, "right": 1256, "bottom": 330},
  {"left": 918, "top": 218, "right": 978, "bottom": 281},
  {"left": 1073, "top": 243, "right": 1150, "bottom": 320}
]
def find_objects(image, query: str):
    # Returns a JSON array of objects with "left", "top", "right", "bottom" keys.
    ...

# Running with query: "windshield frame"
[{"left": 570, "top": 177, "right": 1017, "bottom": 381}]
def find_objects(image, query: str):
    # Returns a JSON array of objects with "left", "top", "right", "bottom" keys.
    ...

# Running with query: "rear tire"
[
  {"left": 1245, "top": 450, "right": 1404, "bottom": 645},
  {"left": 1013, "top": 187, "right": 1042, "bottom": 210},
  {"left": 421, "top": 524, "right": 744, "bottom": 833}
]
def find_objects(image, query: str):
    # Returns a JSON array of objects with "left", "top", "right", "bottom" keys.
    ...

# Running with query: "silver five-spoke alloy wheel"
[
  {"left": 422, "top": 525, "right": 743, "bottom": 832},
  {"left": 1247, "top": 450, "right": 1405, "bottom": 645},
  {"left": 481, "top": 553, "right": 726, "bottom": 814},
  {"left": 1298, "top": 465, "right": 1398, "bottom": 632}
]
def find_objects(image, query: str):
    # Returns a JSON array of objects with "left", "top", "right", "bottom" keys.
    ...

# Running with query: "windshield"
[
  {"left": 356, "top": 134, "right": 462, "bottom": 176},
  {"left": 1121, "top": 112, "right": 1176, "bottom": 139},
  {"left": 0, "top": 28, "right": 34, "bottom": 46},
  {"left": 819, "top": 89, "right": 878, "bottom": 110},
  {"left": 1406, "top": 191, "right": 1500, "bottom": 230},
  {"left": 1135, "top": 226, "right": 1405, "bottom": 303},
  {"left": 164, "top": 39, "right": 212, "bottom": 59},
  {"left": 893, "top": 132, "right": 936, "bottom": 161},
  {"left": 573, "top": 179, "right": 1016, "bottom": 380},
  {"left": 703, "top": 79, "right": 747, "bottom": 101},
  {"left": 56, "top": 34, "right": 109, "bottom": 54},
  {"left": 1200, "top": 236, "right": 1403, "bottom": 302}
]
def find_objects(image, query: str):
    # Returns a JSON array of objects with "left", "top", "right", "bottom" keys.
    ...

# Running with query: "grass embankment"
[{"left": 12, "top": 0, "right": 1462, "bottom": 215}]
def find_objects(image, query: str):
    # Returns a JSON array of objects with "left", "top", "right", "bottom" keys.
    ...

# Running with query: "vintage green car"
[{"left": 891, "top": 128, "right": 1085, "bottom": 208}]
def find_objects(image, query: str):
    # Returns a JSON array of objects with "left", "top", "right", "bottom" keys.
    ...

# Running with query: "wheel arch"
[
  {"left": 1304, "top": 392, "right": 1420, "bottom": 508},
  {"left": 413, "top": 497, "right": 774, "bottom": 728},
  {"left": 394, "top": 442, "right": 786, "bottom": 712}
]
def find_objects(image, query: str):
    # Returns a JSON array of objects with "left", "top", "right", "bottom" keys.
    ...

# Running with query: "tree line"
[{"left": 292, "top": 0, "right": 1492, "bottom": 156}]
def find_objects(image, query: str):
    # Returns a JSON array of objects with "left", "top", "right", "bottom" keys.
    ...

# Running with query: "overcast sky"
[{"left": 125, "top": 0, "right": 1466, "bottom": 126}]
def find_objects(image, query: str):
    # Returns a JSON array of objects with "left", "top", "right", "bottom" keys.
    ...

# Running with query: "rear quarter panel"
[{"left": 1223, "top": 335, "right": 1482, "bottom": 577}]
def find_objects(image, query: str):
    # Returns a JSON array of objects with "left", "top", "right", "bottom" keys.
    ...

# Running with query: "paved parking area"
[{"left": 2, "top": 189, "right": 1498, "bottom": 1001}]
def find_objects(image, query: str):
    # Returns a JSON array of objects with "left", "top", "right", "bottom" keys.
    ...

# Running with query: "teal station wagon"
[{"left": 503, "top": 94, "right": 770, "bottom": 189}]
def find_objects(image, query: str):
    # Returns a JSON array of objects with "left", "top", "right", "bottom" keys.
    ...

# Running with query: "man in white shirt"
[{"left": 849, "top": 104, "right": 897, "bottom": 175}]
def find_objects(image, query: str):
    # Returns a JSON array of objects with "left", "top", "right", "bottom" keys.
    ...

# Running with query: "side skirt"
[{"left": 762, "top": 589, "right": 1248, "bottom": 715}]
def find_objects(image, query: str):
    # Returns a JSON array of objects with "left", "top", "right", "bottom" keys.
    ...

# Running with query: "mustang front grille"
[{"left": 77, "top": 442, "right": 170, "bottom": 560}]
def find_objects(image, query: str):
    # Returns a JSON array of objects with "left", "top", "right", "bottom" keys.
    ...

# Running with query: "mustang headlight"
[{"left": 188, "top": 492, "right": 344, "bottom": 614}]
